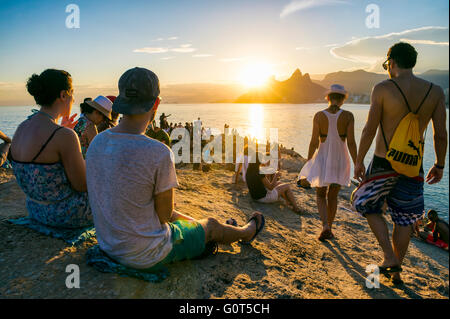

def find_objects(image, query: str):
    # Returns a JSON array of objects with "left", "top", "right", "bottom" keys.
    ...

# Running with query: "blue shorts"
[{"left": 351, "top": 156, "right": 425, "bottom": 226}]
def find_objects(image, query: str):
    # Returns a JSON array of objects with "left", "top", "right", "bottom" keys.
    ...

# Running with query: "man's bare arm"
[
  {"left": 155, "top": 188, "right": 174, "bottom": 224},
  {"left": 431, "top": 88, "right": 447, "bottom": 167},
  {"left": 354, "top": 84, "right": 383, "bottom": 181},
  {"left": 425, "top": 87, "right": 447, "bottom": 185}
]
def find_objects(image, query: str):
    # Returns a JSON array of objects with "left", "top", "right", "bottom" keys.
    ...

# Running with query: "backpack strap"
[
  {"left": 390, "top": 79, "right": 433, "bottom": 114},
  {"left": 389, "top": 79, "right": 412, "bottom": 112},
  {"left": 379, "top": 121, "right": 389, "bottom": 151},
  {"left": 415, "top": 82, "right": 433, "bottom": 114}
]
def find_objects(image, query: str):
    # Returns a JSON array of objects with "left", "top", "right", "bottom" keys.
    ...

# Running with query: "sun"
[{"left": 239, "top": 62, "right": 273, "bottom": 88}]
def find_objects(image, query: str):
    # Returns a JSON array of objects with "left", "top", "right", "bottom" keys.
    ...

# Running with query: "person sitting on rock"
[{"left": 86, "top": 67, "right": 266, "bottom": 272}]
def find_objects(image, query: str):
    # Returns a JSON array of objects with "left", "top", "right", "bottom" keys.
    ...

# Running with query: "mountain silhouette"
[
  {"left": 235, "top": 68, "right": 327, "bottom": 103},
  {"left": 315, "top": 69, "right": 449, "bottom": 96}
]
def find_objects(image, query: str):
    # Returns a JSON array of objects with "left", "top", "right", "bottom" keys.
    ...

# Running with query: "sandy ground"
[{"left": 0, "top": 156, "right": 448, "bottom": 299}]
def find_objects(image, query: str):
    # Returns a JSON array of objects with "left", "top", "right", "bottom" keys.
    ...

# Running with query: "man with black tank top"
[{"left": 352, "top": 42, "right": 447, "bottom": 285}]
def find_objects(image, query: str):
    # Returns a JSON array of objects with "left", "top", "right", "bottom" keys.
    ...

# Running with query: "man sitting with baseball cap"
[{"left": 85, "top": 67, "right": 265, "bottom": 271}]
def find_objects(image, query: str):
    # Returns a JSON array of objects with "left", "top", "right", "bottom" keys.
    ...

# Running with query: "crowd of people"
[{"left": 1, "top": 42, "right": 448, "bottom": 286}]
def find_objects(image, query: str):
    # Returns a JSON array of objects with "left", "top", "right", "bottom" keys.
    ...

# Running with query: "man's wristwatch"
[{"left": 434, "top": 164, "right": 445, "bottom": 170}]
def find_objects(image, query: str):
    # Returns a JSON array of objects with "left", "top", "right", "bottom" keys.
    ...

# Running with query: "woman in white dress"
[{"left": 298, "top": 84, "right": 357, "bottom": 241}]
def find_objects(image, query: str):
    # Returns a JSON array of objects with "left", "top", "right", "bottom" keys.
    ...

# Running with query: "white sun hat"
[
  {"left": 325, "top": 84, "right": 348, "bottom": 99},
  {"left": 86, "top": 95, "right": 113, "bottom": 120}
]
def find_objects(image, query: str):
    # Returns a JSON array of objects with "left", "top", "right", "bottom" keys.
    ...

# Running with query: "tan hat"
[
  {"left": 86, "top": 95, "right": 113, "bottom": 120},
  {"left": 325, "top": 84, "right": 348, "bottom": 99}
]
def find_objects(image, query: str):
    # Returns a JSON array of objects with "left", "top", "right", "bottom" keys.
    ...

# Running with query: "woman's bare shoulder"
[{"left": 341, "top": 109, "right": 354, "bottom": 119}]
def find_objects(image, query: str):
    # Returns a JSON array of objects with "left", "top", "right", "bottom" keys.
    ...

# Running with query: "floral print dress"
[
  {"left": 10, "top": 111, "right": 93, "bottom": 228},
  {"left": 11, "top": 161, "right": 93, "bottom": 228},
  {"left": 73, "top": 114, "right": 94, "bottom": 158}
]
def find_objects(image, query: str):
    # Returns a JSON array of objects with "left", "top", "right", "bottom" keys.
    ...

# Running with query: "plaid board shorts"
[{"left": 351, "top": 155, "right": 425, "bottom": 226}]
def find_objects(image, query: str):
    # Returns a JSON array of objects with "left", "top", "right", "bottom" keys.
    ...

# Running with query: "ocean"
[{"left": 1, "top": 103, "right": 448, "bottom": 221}]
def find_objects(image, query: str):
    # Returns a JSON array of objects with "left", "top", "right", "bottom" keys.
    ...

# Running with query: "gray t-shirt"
[{"left": 86, "top": 130, "right": 179, "bottom": 269}]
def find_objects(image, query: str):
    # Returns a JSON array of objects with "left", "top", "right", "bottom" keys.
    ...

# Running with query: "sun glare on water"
[
  {"left": 239, "top": 62, "right": 273, "bottom": 88},
  {"left": 247, "top": 104, "right": 265, "bottom": 143}
]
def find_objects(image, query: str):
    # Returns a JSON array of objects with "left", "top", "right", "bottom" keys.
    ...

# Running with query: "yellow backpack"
[{"left": 380, "top": 80, "right": 433, "bottom": 177}]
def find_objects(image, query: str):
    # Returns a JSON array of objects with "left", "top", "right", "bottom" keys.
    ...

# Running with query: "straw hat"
[
  {"left": 325, "top": 84, "right": 348, "bottom": 99},
  {"left": 86, "top": 95, "right": 113, "bottom": 120}
]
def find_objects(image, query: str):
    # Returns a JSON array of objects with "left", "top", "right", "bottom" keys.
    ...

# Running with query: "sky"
[{"left": 0, "top": 0, "right": 448, "bottom": 105}]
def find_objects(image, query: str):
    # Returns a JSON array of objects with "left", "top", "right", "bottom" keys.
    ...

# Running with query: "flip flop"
[
  {"left": 379, "top": 265, "right": 403, "bottom": 279},
  {"left": 392, "top": 278, "right": 404, "bottom": 286},
  {"left": 225, "top": 218, "right": 238, "bottom": 227},
  {"left": 240, "top": 214, "right": 265, "bottom": 245}
]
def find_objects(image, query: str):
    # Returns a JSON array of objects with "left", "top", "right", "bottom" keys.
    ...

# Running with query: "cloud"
[
  {"left": 330, "top": 26, "right": 449, "bottom": 72},
  {"left": 180, "top": 44, "right": 192, "bottom": 48},
  {"left": 219, "top": 57, "right": 249, "bottom": 63},
  {"left": 133, "top": 47, "right": 168, "bottom": 54},
  {"left": 161, "top": 57, "right": 175, "bottom": 60},
  {"left": 398, "top": 39, "right": 449, "bottom": 46},
  {"left": 170, "top": 47, "right": 197, "bottom": 53},
  {"left": 295, "top": 46, "right": 315, "bottom": 51},
  {"left": 192, "top": 54, "right": 213, "bottom": 58},
  {"left": 280, "top": 0, "right": 349, "bottom": 18},
  {"left": 134, "top": 45, "right": 197, "bottom": 54},
  {"left": 167, "top": 36, "right": 178, "bottom": 40}
]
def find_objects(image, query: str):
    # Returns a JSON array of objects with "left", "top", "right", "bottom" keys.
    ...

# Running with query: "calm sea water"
[{"left": 1, "top": 104, "right": 448, "bottom": 220}]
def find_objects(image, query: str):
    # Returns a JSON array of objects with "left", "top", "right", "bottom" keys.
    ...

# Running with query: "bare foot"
[
  {"left": 318, "top": 227, "right": 332, "bottom": 241},
  {"left": 380, "top": 256, "right": 400, "bottom": 269}
]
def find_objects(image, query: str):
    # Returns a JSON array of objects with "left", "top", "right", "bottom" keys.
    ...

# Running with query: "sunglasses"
[{"left": 382, "top": 57, "right": 391, "bottom": 70}]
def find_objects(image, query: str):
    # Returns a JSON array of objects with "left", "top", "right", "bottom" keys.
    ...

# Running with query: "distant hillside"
[
  {"left": 420, "top": 70, "right": 449, "bottom": 90},
  {"left": 314, "top": 69, "right": 449, "bottom": 95},
  {"left": 235, "top": 69, "right": 327, "bottom": 103},
  {"left": 317, "top": 70, "right": 387, "bottom": 95}
]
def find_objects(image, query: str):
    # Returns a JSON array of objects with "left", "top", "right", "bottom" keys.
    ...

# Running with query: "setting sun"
[{"left": 239, "top": 62, "right": 273, "bottom": 88}]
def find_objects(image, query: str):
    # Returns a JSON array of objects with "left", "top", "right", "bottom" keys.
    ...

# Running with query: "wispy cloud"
[
  {"left": 170, "top": 47, "right": 197, "bottom": 53},
  {"left": 330, "top": 26, "right": 449, "bottom": 72},
  {"left": 280, "top": 0, "right": 349, "bottom": 18},
  {"left": 219, "top": 57, "right": 249, "bottom": 63},
  {"left": 399, "top": 39, "right": 449, "bottom": 46},
  {"left": 167, "top": 36, "right": 178, "bottom": 40},
  {"left": 134, "top": 46, "right": 197, "bottom": 54},
  {"left": 133, "top": 47, "right": 169, "bottom": 54},
  {"left": 161, "top": 56, "right": 176, "bottom": 60}
]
